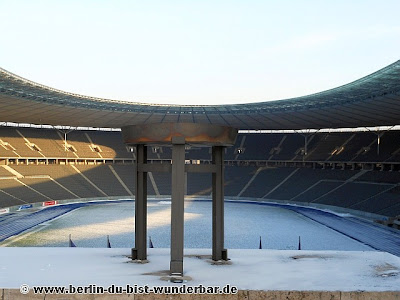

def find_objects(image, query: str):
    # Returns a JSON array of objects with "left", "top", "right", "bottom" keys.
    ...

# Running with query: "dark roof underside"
[{"left": 0, "top": 60, "right": 399, "bottom": 130}]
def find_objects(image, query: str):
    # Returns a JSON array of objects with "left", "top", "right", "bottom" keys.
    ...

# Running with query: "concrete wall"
[{"left": 2, "top": 289, "right": 400, "bottom": 300}]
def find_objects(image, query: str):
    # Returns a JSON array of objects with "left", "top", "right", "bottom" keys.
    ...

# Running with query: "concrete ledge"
[{"left": 2, "top": 290, "right": 400, "bottom": 300}]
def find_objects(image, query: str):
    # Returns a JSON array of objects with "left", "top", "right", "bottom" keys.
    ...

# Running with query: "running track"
[{"left": 1, "top": 200, "right": 400, "bottom": 257}]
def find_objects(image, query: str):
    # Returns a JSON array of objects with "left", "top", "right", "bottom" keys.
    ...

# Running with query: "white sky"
[{"left": 0, "top": 0, "right": 399, "bottom": 105}]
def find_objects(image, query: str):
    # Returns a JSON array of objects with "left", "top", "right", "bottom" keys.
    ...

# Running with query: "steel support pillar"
[
  {"left": 212, "top": 146, "right": 227, "bottom": 261},
  {"left": 170, "top": 137, "right": 185, "bottom": 275},
  {"left": 132, "top": 144, "right": 147, "bottom": 260}
]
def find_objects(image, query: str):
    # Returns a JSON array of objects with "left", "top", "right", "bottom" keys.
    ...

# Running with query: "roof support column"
[
  {"left": 212, "top": 146, "right": 227, "bottom": 261},
  {"left": 132, "top": 144, "right": 147, "bottom": 261},
  {"left": 170, "top": 136, "right": 185, "bottom": 276}
]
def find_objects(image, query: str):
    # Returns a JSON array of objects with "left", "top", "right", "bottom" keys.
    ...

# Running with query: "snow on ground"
[
  {"left": 1, "top": 201, "right": 373, "bottom": 251},
  {"left": 0, "top": 247, "right": 399, "bottom": 291},
  {"left": 2, "top": 200, "right": 398, "bottom": 291}
]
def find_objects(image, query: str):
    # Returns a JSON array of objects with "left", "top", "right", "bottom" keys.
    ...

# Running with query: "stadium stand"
[
  {"left": 66, "top": 131, "right": 104, "bottom": 159},
  {"left": 0, "top": 128, "right": 43, "bottom": 158},
  {"left": 74, "top": 165, "right": 128, "bottom": 197},
  {"left": 186, "top": 173, "right": 212, "bottom": 196},
  {"left": 316, "top": 182, "right": 393, "bottom": 207},
  {"left": 86, "top": 131, "right": 133, "bottom": 159},
  {"left": 0, "top": 167, "right": 13, "bottom": 177},
  {"left": 240, "top": 167, "right": 295, "bottom": 198},
  {"left": 305, "top": 133, "right": 353, "bottom": 161},
  {"left": 224, "top": 166, "right": 257, "bottom": 196},
  {"left": 237, "top": 134, "right": 282, "bottom": 160},
  {"left": 0, "top": 127, "right": 399, "bottom": 217},
  {"left": 110, "top": 164, "right": 136, "bottom": 195},
  {"left": 184, "top": 146, "right": 210, "bottom": 160},
  {"left": 151, "top": 172, "right": 171, "bottom": 195},
  {"left": 269, "top": 134, "right": 304, "bottom": 161},
  {"left": 292, "top": 181, "right": 344, "bottom": 203},
  {"left": 334, "top": 132, "right": 376, "bottom": 162},
  {"left": 14, "top": 128, "right": 67, "bottom": 157},
  {"left": 267, "top": 169, "right": 357, "bottom": 200}
]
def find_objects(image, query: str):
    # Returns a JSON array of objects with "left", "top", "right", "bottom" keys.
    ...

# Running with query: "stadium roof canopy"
[{"left": 0, "top": 60, "right": 399, "bottom": 130}]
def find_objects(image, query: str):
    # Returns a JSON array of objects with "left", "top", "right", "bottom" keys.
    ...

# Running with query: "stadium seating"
[
  {"left": 0, "top": 127, "right": 399, "bottom": 217},
  {"left": 241, "top": 167, "right": 295, "bottom": 198}
]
